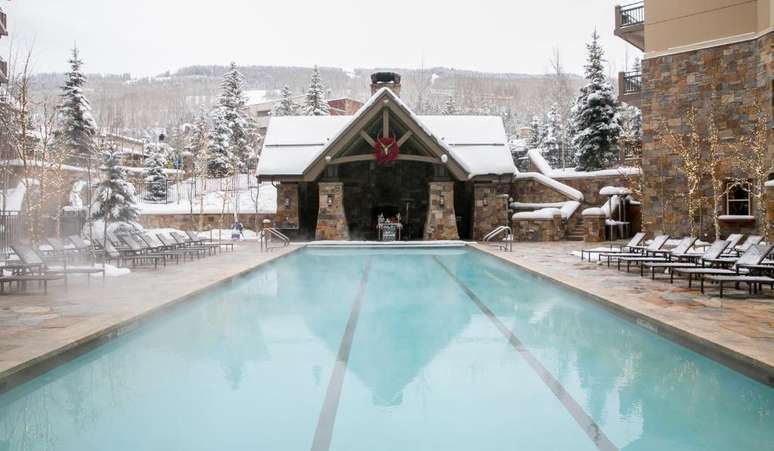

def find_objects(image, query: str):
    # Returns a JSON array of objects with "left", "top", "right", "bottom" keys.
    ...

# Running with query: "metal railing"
[
  {"left": 260, "top": 227, "right": 290, "bottom": 252},
  {"left": 0, "top": 212, "right": 23, "bottom": 259},
  {"left": 618, "top": 2, "right": 644, "bottom": 26},
  {"left": 483, "top": 225, "right": 513, "bottom": 252},
  {"left": 621, "top": 71, "right": 642, "bottom": 95}
]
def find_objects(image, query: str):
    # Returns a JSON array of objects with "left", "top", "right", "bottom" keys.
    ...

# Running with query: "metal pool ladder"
[
  {"left": 260, "top": 227, "right": 290, "bottom": 252},
  {"left": 483, "top": 226, "right": 513, "bottom": 252}
]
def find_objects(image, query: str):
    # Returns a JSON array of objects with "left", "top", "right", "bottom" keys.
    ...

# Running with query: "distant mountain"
[{"left": 28, "top": 65, "right": 585, "bottom": 136}]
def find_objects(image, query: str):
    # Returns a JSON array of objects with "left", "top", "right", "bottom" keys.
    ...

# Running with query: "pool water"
[{"left": 0, "top": 247, "right": 772, "bottom": 451}]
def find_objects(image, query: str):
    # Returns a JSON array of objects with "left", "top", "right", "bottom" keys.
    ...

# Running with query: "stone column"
[
  {"left": 582, "top": 210, "right": 607, "bottom": 242},
  {"left": 315, "top": 182, "right": 350, "bottom": 240},
  {"left": 275, "top": 183, "right": 299, "bottom": 229},
  {"left": 423, "top": 181, "right": 459, "bottom": 240}
]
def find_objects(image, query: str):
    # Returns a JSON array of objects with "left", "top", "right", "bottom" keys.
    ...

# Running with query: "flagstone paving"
[
  {"left": 474, "top": 242, "right": 774, "bottom": 385},
  {"left": 0, "top": 242, "right": 300, "bottom": 392}
]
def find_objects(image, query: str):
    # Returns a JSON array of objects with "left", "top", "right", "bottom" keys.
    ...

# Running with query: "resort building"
[
  {"left": 258, "top": 72, "right": 517, "bottom": 241},
  {"left": 615, "top": 0, "right": 774, "bottom": 237}
]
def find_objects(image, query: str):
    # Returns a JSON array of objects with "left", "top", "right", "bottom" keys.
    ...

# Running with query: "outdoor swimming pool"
[{"left": 0, "top": 247, "right": 772, "bottom": 450}]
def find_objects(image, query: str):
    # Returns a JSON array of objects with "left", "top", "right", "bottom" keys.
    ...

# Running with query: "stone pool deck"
[
  {"left": 474, "top": 242, "right": 774, "bottom": 386},
  {"left": 0, "top": 242, "right": 300, "bottom": 392}
]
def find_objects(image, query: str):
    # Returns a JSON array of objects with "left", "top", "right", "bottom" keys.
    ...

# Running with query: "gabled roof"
[{"left": 258, "top": 88, "right": 516, "bottom": 180}]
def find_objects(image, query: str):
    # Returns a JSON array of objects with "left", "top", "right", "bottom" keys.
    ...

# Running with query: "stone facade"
[
  {"left": 641, "top": 32, "right": 773, "bottom": 237},
  {"left": 582, "top": 212, "right": 607, "bottom": 242},
  {"left": 315, "top": 182, "right": 350, "bottom": 240},
  {"left": 555, "top": 175, "right": 637, "bottom": 207},
  {"left": 275, "top": 183, "right": 299, "bottom": 230},
  {"left": 472, "top": 183, "right": 509, "bottom": 240},
  {"left": 511, "top": 212, "right": 563, "bottom": 241},
  {"left": 424, "top": 182, "right": 459, "bottom": 240}
]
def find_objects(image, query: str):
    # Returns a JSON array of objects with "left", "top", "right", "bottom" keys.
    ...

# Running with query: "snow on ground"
[
  {"left": 137, "top": 175, "right": 277, "bottom": 215},
  {"left": 0, "top": 181, "right": 27, "bottom": 212}
]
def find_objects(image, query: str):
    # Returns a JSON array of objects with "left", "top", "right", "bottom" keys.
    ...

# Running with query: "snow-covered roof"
[{"left": 258, "top": 89, "right": 515, "bottom": 179}]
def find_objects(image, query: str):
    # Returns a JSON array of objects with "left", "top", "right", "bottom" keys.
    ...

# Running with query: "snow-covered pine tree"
[
  {"left": 54, "top": 47, "right": 98, "bottom": 164},
  {"left": 217, "top": 62, "right": 258, "bottom": 172},
  {"left": 619, "top": 104, "right": 642, "bottom": 158},
  {"left": 441, "top": 96, "right": 458, "bottom": 115},
  {"left": 303, "top": 66, "right": 330, "bottom": 116},
  {"left": 185, "top": 113, "right": 209, "bottom": 160},
  {"left": 274, "top": 85, "right": 298, "bottom": 116},
  {"left": 207, "top": 108, "right": 232, "bottom": 177},
  {"left": 143, "top": 141, "right": 168, "bottom": 201},
  {"left": 527, "top": 115, "right": 545, "bottom": 149},
  {"left": 92, "top": 144, "right": 139, "bottom": 225},
  {"left": 569, "top": 29, "right": 622, "bottom": 171},
  {"left": 542, "top": 104, "right": 563, "bottom": 168}
]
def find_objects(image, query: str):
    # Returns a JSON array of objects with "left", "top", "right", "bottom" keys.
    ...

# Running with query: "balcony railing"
[
  {"left": 618, "top": 2, "right": 644, "bottom": 27},
  {"left": 0, "top": 9, "right": 7, "bottom": 37},
  {"left": 622, "top": 71, "right": 641, "bottom": 94},
  {"left": 614, "top": 2, "right": 645, "bottom": 51}
]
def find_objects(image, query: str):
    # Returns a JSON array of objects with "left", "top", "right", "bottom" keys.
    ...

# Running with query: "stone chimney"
[{"left": 370, "top": 72, "right": 401, "bottom": 97}]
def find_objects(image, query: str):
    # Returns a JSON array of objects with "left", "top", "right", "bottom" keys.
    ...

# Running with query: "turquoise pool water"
[{"left": 0, "top": 247, "right": 772, "bottom": 450}]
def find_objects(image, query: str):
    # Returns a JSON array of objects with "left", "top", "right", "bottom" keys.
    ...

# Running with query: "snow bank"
[
  {"left": 0, "top": 181, "right": 27, "bottom": 212},
  {"left": 137, "top": 177, "right": 277, "bottom": 215},
  {"left": 599, "top": 186, "right": 632, "bottom": 196},
  {"left": 550, "top": 166, "right": 641, "bottom": 179},
  {"left": 510, "top": 201, "right": 580, "bottom": 220},
  {"left": 512, "top": 208, "right": 561, "bottom": 220},
  {"left": 514, "top": 172, "right": 584, "bottom": 201},
  {"left": 582, "top": 195, "right": 621, "bottom": 218}
]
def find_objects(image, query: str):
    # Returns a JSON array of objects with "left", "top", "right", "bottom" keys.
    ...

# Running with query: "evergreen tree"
[
  {"left": 441, "top": 96, "right": 458, "bottom": 115},
  {"left": 143, "top": 141, "right": 168, "bottom": 201},
  {"left": 216, "top": 62, "right": 258, "bottom": 172},
  {"left": 527, "top": 115, "right": 545, "bottom": 149},
  {"left": 619, "top": 104, "right": 642, "bottom": 158},
  {"left": 55, "top": 47, "right": 98, "bottom": 165},
  {"left": 542, "top": 104, "right": 563, "bottom": 168},
  {"left": 274, "top": 85, "right": 298, "bottom": 116},
  {"left": 303, "top": 66, "right": 330, "bottom": 116},
  {"left": 207, "top": 108, "right": 232, "bottom": 177},
  {"left": 92, "top": 145, "right": 139, "bottom": 224},
  {"left": 185, "top": 113, "right": 209, "bottom": 159},
  {"left": 569, "top": 29, "right": 622, "bottom": 171}
]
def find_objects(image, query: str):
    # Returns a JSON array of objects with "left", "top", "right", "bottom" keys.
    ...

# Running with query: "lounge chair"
[
  {"left": 102, "top": 240, "right": 167, "bottom": 269},
  {"left": 10, "top": 244, "right": 102, "bottom": 289},
  {"left": 183, "top": 231, "right": 225, "bottom": 254},
  {"left": 672, "top": 244, "right": 774, "bottom": 290},
  {"left": 170, "top": 232, "right": 214, "bottom": 256},
  {"left": 598, "top": 235, "right": 670, "bottom": 267},
  {"left": 642, "top": 240, "right": 730, "bottom": 280},
  {"left": 121, "top": 235, "right": 182, "bottom": 267},
  {"left": 188, "top": 230, "right": 235, "bottom": 252},
  {"left": 703, "top": 274, "right": 774, "bottom": 297},
  {"left": 617, "top": 236, "right": 697, "bottom": 274},
  {"left": 728, "top": 235, "right": 763, "bottom": 256},
  {"left": 580, "top": 232, "right": 646, "bottom": 261},
  {"left": 155, "top": 234, "right": 206, "bottom": 260}
]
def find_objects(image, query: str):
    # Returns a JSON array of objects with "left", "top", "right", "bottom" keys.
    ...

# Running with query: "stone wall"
[
  {"left": 511, "top": 213, "right": 563, "bottom": 241},
  {"left": 555, "top": 175, "right": 637, "bottom": 207},
  {"left": 139, "top": 213, "right": 274, "bottom": 231},
  {"left": 510, "top": 179, "right": 568, "bottom": 204},
  {"left": 315, "top": 182, "right": 350, "bottom": 240},
  {"left": 275, "top": 183, "right": 299, "bottom": 230},
  {"left": 472, "top": 183, "right": 509, "bottom": 240},
  {"left": 641, "top": 32, "right": 772, "bottom": 237},
  {"left": 424, "top": 182, "right": 459, "bottom": 240}
]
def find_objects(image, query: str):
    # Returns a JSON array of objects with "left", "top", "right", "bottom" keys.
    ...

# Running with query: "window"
[{"left": 726, "top": 182, "right": 751, "bottom": 216}]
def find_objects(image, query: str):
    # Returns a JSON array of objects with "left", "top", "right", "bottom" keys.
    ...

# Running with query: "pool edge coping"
[
  {"left": 470, "top": 243, "right": 774, "bottom": 388},
  {"left": 0, "top": 245, "right": 304, "bottom": 395}
]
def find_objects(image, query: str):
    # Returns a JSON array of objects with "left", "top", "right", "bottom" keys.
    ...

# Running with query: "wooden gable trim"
[{"left": 302, "top": 90, "right": 470, "bottom": 181}]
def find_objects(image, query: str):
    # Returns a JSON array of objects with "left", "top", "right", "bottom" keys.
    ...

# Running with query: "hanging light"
[{"left": 327, "top": 194, "right": 334, "bottom": 207}]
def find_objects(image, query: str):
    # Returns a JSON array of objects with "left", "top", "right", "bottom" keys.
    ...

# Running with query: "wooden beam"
[
  {"left": 397, "top": 154, "right": 442, "bottom": 164},
  {"left": 329, "top": 154, "right": 374, "bottom": 165},
  {"left": 397, "top": 130, "right": 413, "bottom": 147},
  {"left": 382, "top": 109, "right": 389, "bottom": 139},
  {"left": 359, "top": 130, "right": 376, "bottom": 147}
]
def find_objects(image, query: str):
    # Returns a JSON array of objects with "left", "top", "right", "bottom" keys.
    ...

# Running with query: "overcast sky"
[{"left": 2, "top": 0, "right": 640, "bottom": 77}]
